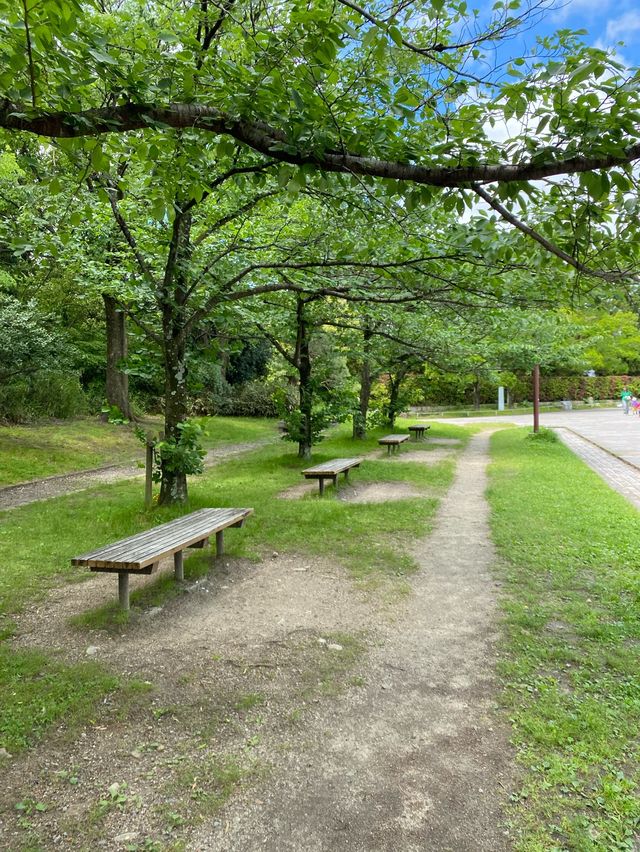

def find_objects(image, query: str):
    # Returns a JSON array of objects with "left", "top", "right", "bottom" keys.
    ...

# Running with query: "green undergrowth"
[{"left": 488, "top": 428, "right": 640, "bottom": 851}]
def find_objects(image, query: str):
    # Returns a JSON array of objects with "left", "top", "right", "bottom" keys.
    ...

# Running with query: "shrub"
[{"left": 0, "top": 371, "right": 87, "bottom": 422}]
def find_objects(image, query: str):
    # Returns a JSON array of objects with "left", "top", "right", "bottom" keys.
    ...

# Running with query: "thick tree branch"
[{"left": 3, "top": 102, "right": 640, "bottom": 187}]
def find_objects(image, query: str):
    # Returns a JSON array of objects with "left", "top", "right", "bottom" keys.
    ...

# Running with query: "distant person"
[
  {"left": 621, "top": 386, "right": 632, "bottom": 414},
  {"left": 632, "top": 398, "right": 640, "bottom": 416}
]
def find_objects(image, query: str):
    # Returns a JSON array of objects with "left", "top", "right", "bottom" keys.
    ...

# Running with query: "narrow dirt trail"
[{"left": 192, "top": 429, "right": 514, "bottom": 851}]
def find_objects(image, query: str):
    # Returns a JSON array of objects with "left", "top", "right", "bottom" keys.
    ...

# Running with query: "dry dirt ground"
[{"left": 0, "top": 431, "right": 515, "bottom": 851}]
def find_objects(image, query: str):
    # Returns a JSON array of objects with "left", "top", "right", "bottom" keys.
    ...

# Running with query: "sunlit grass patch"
[{"left": 488, "top": 428, "right": 640, "bottom": 851}]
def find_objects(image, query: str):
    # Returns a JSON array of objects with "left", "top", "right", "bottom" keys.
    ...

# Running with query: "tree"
[{"left": 0, "top": 0, "right": 639, "bottom": 283}]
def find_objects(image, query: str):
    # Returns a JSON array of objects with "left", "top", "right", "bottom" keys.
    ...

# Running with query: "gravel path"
[
  {"left": 0, "top": 440, "right": 273, "bottom": 511},
  {"left": 192, "top": 429, "right": 514, "bottom": 851}
]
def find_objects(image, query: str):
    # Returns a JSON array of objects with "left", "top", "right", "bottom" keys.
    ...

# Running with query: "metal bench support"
[
  {"left": 174, "top": 550, "right": 184, "bottom": 581},
  {"left": 216, "top": 530, "right": 224, "bottom": 557},
  {"left": 118, "top": 573, "right": 130, "bottom": 610}
]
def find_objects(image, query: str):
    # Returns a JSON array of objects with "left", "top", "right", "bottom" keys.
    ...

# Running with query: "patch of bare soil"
[
  {"left": 0, "top": 432, "right": 515, "bottom": 852},
  {"left": 277, "top": 481, "right": 319, "bottom": 499},
  {"left": 277, "top": 480, "right": 424, "bottom": 502},
  {"left": 0, "top": 440, "right": 273, "bottom": 511},
  {"left": 387, "top": 447, "right": 454, "bottom": 463},
  {"left": 336, "top": 481, "right": 423, "bottom": 503}
]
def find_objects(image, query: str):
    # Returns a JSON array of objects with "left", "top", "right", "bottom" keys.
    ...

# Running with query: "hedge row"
[{"left": 509, "top": 375, "right": 640, "bottom": 402}]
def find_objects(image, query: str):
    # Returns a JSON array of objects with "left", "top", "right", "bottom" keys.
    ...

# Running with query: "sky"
[{"left": 525, "top": 0, "right": 640, "bottom": 67}]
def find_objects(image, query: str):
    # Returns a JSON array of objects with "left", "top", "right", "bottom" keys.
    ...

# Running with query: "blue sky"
[{"left": 529, "top": 0, "right": 640, "bottom": 67}]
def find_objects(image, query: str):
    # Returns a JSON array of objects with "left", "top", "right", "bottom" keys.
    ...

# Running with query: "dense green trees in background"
[{"left": 1, "top": 0, "right": 640, "bottom": 500}]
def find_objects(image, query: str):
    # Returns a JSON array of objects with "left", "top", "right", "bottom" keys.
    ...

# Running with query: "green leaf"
[{"left": 388, "top": 26, "right": 403, "bottom": 47}]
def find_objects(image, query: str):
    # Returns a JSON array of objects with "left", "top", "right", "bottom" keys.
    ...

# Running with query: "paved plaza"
[{"left": 439, "top": 407, "right": 640, "bottom": 510}]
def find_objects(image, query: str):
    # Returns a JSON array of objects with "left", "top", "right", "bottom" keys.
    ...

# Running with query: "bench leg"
[
  {"left": 174, "top": 550, "right": 184, "bottom": 581},
  {"left": 387, "top": 444, "right": 391, "bottom": 456},
  {"left": 118, "top": 573, "right": 130, "bottom": 610},
  {"left": 216, "top": 530, "right": 224, "bottom": 557},
  {"left": 344, "top": 469, "right": 349, "bottom": 482},
  {"left": 319, "top": 478, "right": 325, "bottom": 496}
]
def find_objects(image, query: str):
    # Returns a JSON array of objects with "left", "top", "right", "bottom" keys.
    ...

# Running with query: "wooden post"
[
  {"left": 174, "top": 550, "right": 184, "bottom": 581},
  {"left": 216, "top": 530, "right": 224, "bottom": 557},
  {"left": 145, "top": 440, "right": 154, "bottom": 508},
  {"left": 533, "top": 364, "right": 540, "bottom": 434},
  {"left": 118, "top": 573, "right": 130, "bottom": 610}
]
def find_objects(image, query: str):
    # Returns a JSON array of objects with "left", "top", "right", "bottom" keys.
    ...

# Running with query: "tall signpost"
[{"left": 533, "top": 364, "right": 540, "bottom": 433}]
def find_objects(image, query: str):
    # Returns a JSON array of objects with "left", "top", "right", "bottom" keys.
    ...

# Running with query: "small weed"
[
  {"left": 525, "top": 426, "right": 558, "bottom": 443},
  {"left": 15, "top": 799, "right": 48, "bottom": 815},
  {"left": 234, "top": 692, "right": 265, "bottom": 712}
]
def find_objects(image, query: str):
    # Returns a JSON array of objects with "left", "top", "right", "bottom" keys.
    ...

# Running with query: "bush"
[
  {"left": 222, "top": 380, "right": 278, "bottom": 417},
  {"left": 0, "top": 371, "right": 87, "bottom": 422}
]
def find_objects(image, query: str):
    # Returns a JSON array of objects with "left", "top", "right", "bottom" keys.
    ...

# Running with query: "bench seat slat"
[
  {"left": 72, "top": 508, "right": 252, "bottom": 569},
  {"left": 378, "top": 435, "right": 409, "bottom": 443},
  {"left": 302, "top": 458, "right": 363, "bottom": 477},
  {"left": 78, "top": 515, "right": 218, "bottom": 564},
  {"left": 73, "top": 510, "right": 230, "bottom": 564},
  {"left": 100, "top": 514, "right": 228, "bottom": 562}
]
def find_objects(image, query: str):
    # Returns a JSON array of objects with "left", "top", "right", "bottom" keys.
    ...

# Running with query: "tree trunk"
[
  {"left": 387, "top": 374, "right": 402, "bottom": 428},
  {"left": 158, "top": 208, "right": 192, "bottom": 505},
  {"left": 297, "top": 298, "right": 313, "bottom": 460},
  {"left": 159, "top": 338, "right": 189, "bottom": 505},
  {"left": 472, "top": 377, "right": 481, "bottom": 409},
  {"left": 353, "top": 325, "right": 373, "bottom": 439},
  {"left": 103, "top": 293, "right": 132, "bottom": 419}
]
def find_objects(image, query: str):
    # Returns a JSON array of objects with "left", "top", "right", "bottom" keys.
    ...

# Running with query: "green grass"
[
  {"left": 488, "top": 428, "right": 640, "bottom": 851},
  {"left": 0, "top": 415, "right": 279, "bottom": 488},
  {"left": 195, "top": 416, "right": 278, "bottom": 447},
  {"left": 0, "top": 418, "right": 466, "bottom": 751},
  {"left": 0, "top": 644, "right": 152, "bottom": 753},
  {"left": 0, "top": 419, "right": 143, "bottom": 487}
]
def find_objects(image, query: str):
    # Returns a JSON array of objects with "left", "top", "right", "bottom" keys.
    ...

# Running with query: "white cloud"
[
  {"left": 551, "top": 0, "right": 612, "bottom": 24},
  {"left": 602, "top": 9, "right": 640, "bottom": 44}
]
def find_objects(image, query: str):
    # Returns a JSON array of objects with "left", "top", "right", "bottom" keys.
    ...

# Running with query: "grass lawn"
[
  {"left": 0, "top": 419, "right": 142, "bottom": 487},
  {"left": 0, "top": 419, "right": 466, "bottom": 754},
  {"left": 0, "top": 416, "right": 279, "bottom": 488},
  {"left": 488, "top": 428, "right": 640, "bottom": 851}
]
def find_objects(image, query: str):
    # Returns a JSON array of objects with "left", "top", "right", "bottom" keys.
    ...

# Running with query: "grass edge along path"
[
  {"left": 0, "top": 421, "right": 468, "bottom": 756},
  {"left": 488, "top": 428, "right": 640, "bottom": 852}
]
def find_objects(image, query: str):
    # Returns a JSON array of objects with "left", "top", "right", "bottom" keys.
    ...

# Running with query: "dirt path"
[
  {"left": 0, "top": 440, "right": 273, "bottom": 510},
  {"left": 191, "top": 429, "right": 514, "bottom": 851},
  {"left": 0, "top": 431, "right": 514, "bottom": 851}
]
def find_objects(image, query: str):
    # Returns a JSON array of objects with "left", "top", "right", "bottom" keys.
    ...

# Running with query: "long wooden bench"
[
  {"left": 302, "top": 458, "right": 363, "bottom": 495},
  {"left": 408, "top": 424, "right": 431, "bottom": 441},
  {"left": 72, "top": 507, "right": 253, "bottom": 610},
  {"left": 378, "top": 434, "right": 409, "bottom": 455}
]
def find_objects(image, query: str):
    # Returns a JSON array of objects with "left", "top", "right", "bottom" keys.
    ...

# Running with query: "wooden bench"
[
  {"left": 408, "top": 424, "right": 431, "bottom": 441},
  {"left": 378, "top": 434, "right": 409, "bottom": 455},
  {"left": 72, "top": 507, "right": 253, "bottom": 610},
  {"left": 302, "top": 458, "right": 363, "bottom": 495}
]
